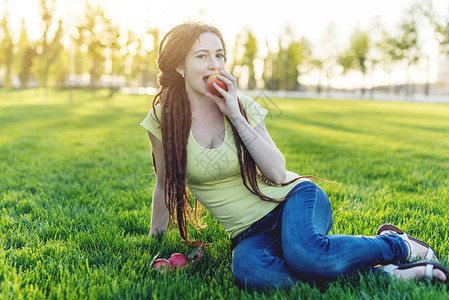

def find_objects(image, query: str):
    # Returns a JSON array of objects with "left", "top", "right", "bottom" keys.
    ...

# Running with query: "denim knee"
[
  {"left": 282, "top": 234, "right": 344, "bottom": 280},
  {"left": 232, "top": 248, "right": 289, "bottom": 289},
  {"left": 232, "top": 234, "right": 300, "bottom": 289}
]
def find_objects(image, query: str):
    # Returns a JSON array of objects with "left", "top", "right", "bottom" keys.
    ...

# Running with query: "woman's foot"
[
  {"left": 380, "top": 262, "right": 449, "bottom": 283},
  {"left": 394, "top": 266, "right": 446, "bottom": 282},
  {"left": 377, "top": 223, "right": 438, "bottom": 262}
]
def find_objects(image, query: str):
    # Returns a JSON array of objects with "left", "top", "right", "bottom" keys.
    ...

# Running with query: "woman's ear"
[{"left": 176, "top": 67, "right": 184, "bottom": 77}]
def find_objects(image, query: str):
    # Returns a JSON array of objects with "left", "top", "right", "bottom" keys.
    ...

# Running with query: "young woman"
[{"left": 140, "top": 22, "right": 448, "bottom": 288}]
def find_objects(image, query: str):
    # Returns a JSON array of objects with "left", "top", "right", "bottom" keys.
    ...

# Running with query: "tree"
[
  {"left": 308, "top": 23, "right": 339, "bottom": 94},
  {"left": 33, "top": 0, "right": 64, "bottom": 96},
  {"left": 308, "top": 58, "right": 324, "bottom": 93},
  {"left": 15, "top": 20, "right": 37, "bottom": 89},
  {"left": 128, "top": 27, "right": 160, "bottom": 88},
  {"left": 229, "top": 33, "right": 242, "bottom": 76},
  {"left": 377, "top": 29, "right": 400, "bottom": 93},
  {"left": 229, "top": 28, "right": 258, "bottom": 90},
  {"left": 262, "top": 39, "right": 278, "bottom": 90},
  {"left": 337, "top": 29, "right": 371, "bottom": 94},
  {"left": 421, "top": 0, "right": 449, "bottom": 94},
  {"left": 76, "top": 2, "right": 107, "bottom": 91},
  {"left": 321, "top": 24, "right": 339, "bottom": 95},
  {"left": 263, "top": 38, "right": 286, "bottom": 90},
  {"left": 71, "top": 15, "right": 89, "bottom": 77},
  {"left": 262, "top": 27, "right": 311, "bottom": 91},
  {"left": 242, "top": 28, "right": 258, "bottom": 90},
  {"left": 382, "top": 8, "right": 421, "bottom": 97},
  {"left": 0, "top": 13, "right": 14, "bottom": 88},
  {"left": 147, "top": 28, "right": 160, "bottom": 86},
  {"left": 284, "top": 37, "right": 311, "bottom": 91},
  {"left": 423, "top": 2, "right": 449, "bottom": 50},
  {"left": 102, "top": 15, "right": 121, "bottom": 97},
  {"left": 376, "top": 6, "right": 422, "bottom": 96}
]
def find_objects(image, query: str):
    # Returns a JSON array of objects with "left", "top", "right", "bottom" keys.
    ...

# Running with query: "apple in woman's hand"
[{"left": 207, "top": 73, "right": 228, "bottom": 96}]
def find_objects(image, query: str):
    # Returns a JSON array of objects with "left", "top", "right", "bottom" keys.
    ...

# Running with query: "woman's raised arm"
[{"left": 207, "top": 70, "right": 287, "bottom": 184}]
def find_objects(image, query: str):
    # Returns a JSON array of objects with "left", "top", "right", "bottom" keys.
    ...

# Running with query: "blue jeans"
[{"left": 231, "top": 181, "right": 408, "bottom": 289}]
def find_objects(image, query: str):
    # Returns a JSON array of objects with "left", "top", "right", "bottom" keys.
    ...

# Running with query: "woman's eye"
[
  {"left": 197, "top": 55, "right": 206, "bottom": 58},
  {"left": 217, "top": 54, "right": 225, "bottom": 59}
]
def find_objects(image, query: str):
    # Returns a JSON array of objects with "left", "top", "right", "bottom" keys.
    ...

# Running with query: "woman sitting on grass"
[{"left": 140, "top": 22, "right": 449, "bottom": 289}]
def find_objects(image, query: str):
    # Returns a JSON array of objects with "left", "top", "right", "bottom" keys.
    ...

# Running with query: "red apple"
[
  {"left": 207, "top": 73, "right": 228, "bottom": 96},
  {"left": 168, "top": 253, "right": 188, "bottom": 269},
  {"left": 153, "top": 258, "right": 170, "bottom": 273}
]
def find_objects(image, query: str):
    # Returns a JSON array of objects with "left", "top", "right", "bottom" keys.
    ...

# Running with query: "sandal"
[
  {"left": 380, "top": 261, "right": 449, "bottom": 283},
  {"left": 377, "top": 223, "right": 438, "bottom": 262}
]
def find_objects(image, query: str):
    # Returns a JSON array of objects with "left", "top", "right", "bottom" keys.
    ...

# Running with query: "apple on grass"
[
  {"left": 153, "top": 258, "right": 170, "bottom": 273},
  {"left": 151, "top": 243, "right": 213, "bottom": 273},
  {"left": 168, "top": 253, "right": 188, "bottom": 269},
  {"left": 152, "top": 253, "right": 188, "bottom": 273},
  {"left": 207, "top": 73, "right": 228, "bottom": 97}
]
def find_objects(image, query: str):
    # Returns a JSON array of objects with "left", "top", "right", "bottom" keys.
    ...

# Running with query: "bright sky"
[{"left": 3, "top": 0, "right": 449, "bottom": 87}]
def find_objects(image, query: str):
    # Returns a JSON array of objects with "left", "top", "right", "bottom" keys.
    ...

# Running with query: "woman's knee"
[
  {"left": 231, "top": 249, "right": 253, "bottom": 285},
  {"left": 283, "top": 182, "right": 333, "bottom": 237},
  {"left": 232, "top": 239, "right": 297, "bottom": 289},
  {"left": 282, "top": 237, "right": 344, "bottom": 280},
  {"left": 232, "top": 249, "right": 272, "bottom": 288}
]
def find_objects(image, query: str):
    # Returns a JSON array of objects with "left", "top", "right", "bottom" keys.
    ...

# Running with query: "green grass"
[{"left": 1, "top": 89, "right": 449, "bottom": 299}]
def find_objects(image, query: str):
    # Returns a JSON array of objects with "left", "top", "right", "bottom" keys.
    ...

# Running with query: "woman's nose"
[{"left": 208, "top": 56, "right": 220, "bottom": 70}]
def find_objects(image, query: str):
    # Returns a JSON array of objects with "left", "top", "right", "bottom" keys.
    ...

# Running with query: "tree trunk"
[
  {"left": 361, "top": 72, "right": 366, "bottom": 97},
  {"left": 406, "top": 63, "right": 412, "bottom": 100},
  {"left": 144, "top": 62, "right": 149, "bottom": 88},
  {"left": 43, "top": 65, "right": 49, "bottom": 100},
  {"left": 90, "top": 59, "right": 97, "bottom": 94},
  {"left": 5, "top": 62, "right": 13, "bottom": 88}
]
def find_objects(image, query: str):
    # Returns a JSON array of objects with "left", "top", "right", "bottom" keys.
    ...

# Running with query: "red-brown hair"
[{"left": 151, "top": 22, "right": 319, "bottom": 244}]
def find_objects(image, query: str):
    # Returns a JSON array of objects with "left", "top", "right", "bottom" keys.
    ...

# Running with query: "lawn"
[{"left": 1, "top": 89, "right": 449, "bottom": 299}]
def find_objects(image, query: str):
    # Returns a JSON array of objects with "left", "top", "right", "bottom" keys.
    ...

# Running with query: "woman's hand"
[{"left": 205, "top": 70, "right": 241, "bottom": 120}]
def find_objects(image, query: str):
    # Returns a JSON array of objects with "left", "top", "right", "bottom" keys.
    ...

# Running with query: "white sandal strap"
[
  {"left": 425, "top": 264, "right": 434, "bottom": 279},
  {"left": 382, "top": 264, "right": 398, "bottom": 275},
  {"left": 424, "top": 249, "right": 435, "bottom": 261}
]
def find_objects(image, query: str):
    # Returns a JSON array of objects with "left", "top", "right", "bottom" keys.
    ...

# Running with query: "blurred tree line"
[
  {"left": 0, "top": 0, "right": 160, "bottom": 97},
  {"left": 0, "top": 0, "right": 448, "bottom": 95}
]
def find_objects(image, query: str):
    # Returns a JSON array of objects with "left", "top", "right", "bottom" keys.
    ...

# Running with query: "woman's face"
[{"left": 181, "top": 32, "right": 226, "bottom": 98}]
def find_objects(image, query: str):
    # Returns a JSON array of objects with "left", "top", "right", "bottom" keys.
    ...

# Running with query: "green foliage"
[
  {"left": 308, "top": 23, "right": 339, "bottom": 92},
  {"left": 430, "top": 12, "right": 449, "bottom": 52},
  {"left": 0, "top": 14, "right": 14, "bottom": 88},
  {"left": 230, "top": 28, "right": 258, "bottom": 90},
  {"left": 243, "top": 29, "right": 258, "bottom": 90},
  {"left": 263, "top": 27, "right": 311, "bottom": 91},
  {"left": 1, "top": 1, "right": 447, "bottom": 93},
  {"left": 285, "top": 37, "right": 311, "bottom": 91},
  {"left": 128, "top": 28, "right": 160, "bottom": 87},
  {"left": 338, "top": 29, "right": 370, "bottom": 75},
  {"left": 383, "top": 17, "right": 420, "bottom": 65},
  {"left": 32, "top": 0, "right": 65, "bottom": 91},
  {"left": 76, "top": 2, "right": 108, "bottom": 89},
  {"left": 0, "top": 90, "right": 449, "bottom": 298},
  {"left": 14, "top": 20, "right": 36, "bottom": 89},
  {"left": 380, "top": 7, "right": 422, "bottom": 97}
]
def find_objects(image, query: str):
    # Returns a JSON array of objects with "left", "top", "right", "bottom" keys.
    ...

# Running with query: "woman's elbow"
[
  {"left": 273, "top": 170, "right": 287, "bottom": 185},
  {"left": 270, "top": 155, "right": 286, "bottom": 184}
]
